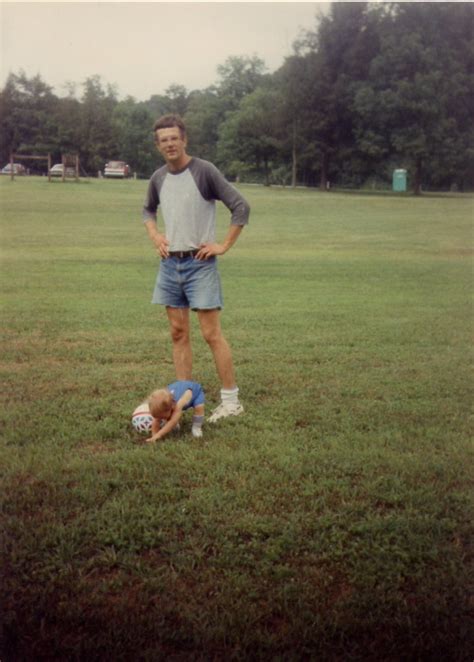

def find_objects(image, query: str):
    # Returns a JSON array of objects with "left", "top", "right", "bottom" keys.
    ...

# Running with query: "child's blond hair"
[{"left": 148, "top": 388, "right": 173, "bottom": 418}]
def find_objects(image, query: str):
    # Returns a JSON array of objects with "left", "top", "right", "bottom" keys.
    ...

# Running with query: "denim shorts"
[{"left": 152, "top": 256, "right": 223, "bottom": 310}]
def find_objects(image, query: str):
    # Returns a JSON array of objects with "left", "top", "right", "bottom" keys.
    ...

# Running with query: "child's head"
[{"left": 148, "top": 388, "right": 174, "bottom": 420}]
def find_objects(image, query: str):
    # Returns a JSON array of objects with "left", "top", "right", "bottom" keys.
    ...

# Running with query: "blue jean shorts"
[{"left": 152, "top": 256, "right": 223, "bottom": 310}]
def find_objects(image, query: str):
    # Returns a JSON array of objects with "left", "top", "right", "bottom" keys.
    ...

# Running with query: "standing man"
[{"left": 142, "top": 114, "right": 250, "bottom": 422}]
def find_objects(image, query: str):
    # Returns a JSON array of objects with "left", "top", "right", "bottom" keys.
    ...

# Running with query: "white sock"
[
  {"left": 221, "top": 387, "right": 239, "bottom": 406},
  {"left": 192, "top": 415, "right": 204, "bottom": 433}
]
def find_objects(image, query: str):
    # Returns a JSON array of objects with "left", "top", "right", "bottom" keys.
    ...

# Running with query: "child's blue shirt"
[{"left": 168, "top": 381, "right": 205, "bottom": 409}]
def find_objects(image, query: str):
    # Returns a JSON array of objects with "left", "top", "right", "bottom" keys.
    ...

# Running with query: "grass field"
[{"left": 1, "top": 177, "right": 473, "bottom": 660}]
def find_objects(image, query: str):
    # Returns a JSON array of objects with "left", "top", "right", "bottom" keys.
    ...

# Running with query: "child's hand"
[{"left": 145, "top": 432, "right": 161, "bottom": 444}]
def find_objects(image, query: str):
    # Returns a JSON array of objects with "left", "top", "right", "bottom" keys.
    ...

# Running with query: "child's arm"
[
  {"left": 146, "top": 390, "right": 193, "bottom": 443},
  {"left": 151, "top": 418, "right": 161, "bottom": 435}
]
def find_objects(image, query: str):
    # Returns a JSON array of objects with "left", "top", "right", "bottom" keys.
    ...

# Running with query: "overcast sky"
[{"left": 0, "top": 2, "right": 328, "bottom": 101}]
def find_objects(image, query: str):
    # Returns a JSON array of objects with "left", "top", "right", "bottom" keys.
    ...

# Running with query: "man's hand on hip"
[
  {"left": 154, "top": 234, "right": 170, "bottom": 258},
  {"left": 196, "top": 243, "right": 226, "bottom": 259}
]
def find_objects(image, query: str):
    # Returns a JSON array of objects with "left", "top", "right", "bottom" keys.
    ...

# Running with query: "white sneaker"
[
  {"left": 208, "top": 402, "right": 244, "bottom": 423},
  {"left": 192, "top": 427, "right": 203, "bottom": 438}
]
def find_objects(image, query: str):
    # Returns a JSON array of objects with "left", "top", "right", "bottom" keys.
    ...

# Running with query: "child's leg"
[{"left": 192, "top": 404, "right": 205, "bottom": 438}]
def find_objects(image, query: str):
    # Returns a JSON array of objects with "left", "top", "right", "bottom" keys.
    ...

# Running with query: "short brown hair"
[
  {"left": 153, "top": 114, "right": 186, "bottom": 138},
  {"left": 148, "top": 388, "right": 173, "bottom": 418}
]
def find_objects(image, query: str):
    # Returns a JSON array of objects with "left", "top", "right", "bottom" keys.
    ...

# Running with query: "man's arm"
[
  {"left": 194, "top": 161, "right": 249, "bottom": 260},
  {"left": 207, "top": 163, "right": 250, "bottom": 227},
  {"left": 146, "top": 406, "right": 182, "bottom": 443},
  {"left": 142, "top": 172, "right": 170, "bottom": 258},
  {"left": 196, "top": 224, "right": 243, "bottom": 260},
  {"left": 145, "top": 391, "right": 192, "bottom": 443},
  {"left": 144, "top": 219, "right": 170, "bottom": 259},
  {"left": 189, "top": 159, "right": 250, "bottom": 228}
]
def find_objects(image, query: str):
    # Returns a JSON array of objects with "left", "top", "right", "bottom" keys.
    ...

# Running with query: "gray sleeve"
[
  {"left": 142, "top": 168, "right": 166, "bottom": 222},
  {"left": 190, "top": 159, "right": 250, "bottom": 226}
]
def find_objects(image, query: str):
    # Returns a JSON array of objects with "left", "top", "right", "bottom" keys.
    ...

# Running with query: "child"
[{"left": 146, "top": 380, "right": 205, "bottom": 443}]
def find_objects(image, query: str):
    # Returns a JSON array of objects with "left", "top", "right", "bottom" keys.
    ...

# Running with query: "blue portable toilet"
[{"left": 393, "top": 169, "right": 407, "bottom": 192}]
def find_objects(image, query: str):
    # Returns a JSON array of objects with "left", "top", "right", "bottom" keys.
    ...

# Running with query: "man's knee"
[
  {"left": 170, "top": 324, "right": 189, "bottom": 344},
  {"left": 197, "top": 309, "right": 227, "bottom": 349},
  {"left": 201, "top": 323, "right": 223, "bottom": 347},
  {"left": 168, "top": 313, "right": 190, "bottom": 344}
]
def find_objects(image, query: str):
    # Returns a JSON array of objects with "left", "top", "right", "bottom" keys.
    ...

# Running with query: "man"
[{"left": 142, "top": 114, "right": 250, "bottom": 422}]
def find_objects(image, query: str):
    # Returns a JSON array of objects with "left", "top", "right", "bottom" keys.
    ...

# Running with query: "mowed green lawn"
[{"left": 1, "top": 177, "right": 473, "bottom": 660}]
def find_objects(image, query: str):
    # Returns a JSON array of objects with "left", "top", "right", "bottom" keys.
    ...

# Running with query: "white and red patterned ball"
[{"left": 131, "top": 402, "right": 153, "bottom": 434}]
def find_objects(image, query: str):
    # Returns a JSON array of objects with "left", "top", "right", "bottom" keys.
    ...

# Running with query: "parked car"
[
  {"left": 1, "top": 163, "right": 26, "bottom": 175},
  {"left": 49, "top": 164, "right": 76, "bottom": 177},
  {"left": 104, "top": 160, "right": 130, "bottom": 178}
]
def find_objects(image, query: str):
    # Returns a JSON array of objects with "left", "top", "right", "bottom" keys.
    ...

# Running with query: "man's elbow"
[{"left": 236, "top": 200, "right": 250, "bottom": 225}]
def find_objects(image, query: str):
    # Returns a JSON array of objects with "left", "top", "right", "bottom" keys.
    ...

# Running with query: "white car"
[
  {"left": 1, "top": 163, "right": 26, "bottom": 175},
  {"left": 104, "top": 160, "right": 130, "bottom": 178},
  {"left": 50, "top": 164, "right": 76, "bottom": 177}
]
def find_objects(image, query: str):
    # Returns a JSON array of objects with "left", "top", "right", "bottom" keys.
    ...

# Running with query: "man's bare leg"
[
  {"left": 197, "top": 309, "right": 243, "bottom": 421},
  {"left": 197, "top": 309, "right": 235, "bottom": 388},
  {"left": 166, "top": 307, "right": 192, "bottom": 380}
]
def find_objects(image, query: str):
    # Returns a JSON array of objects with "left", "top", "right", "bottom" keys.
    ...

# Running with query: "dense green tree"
[
  {"left": 80, "top": 75, "right": 120, "bottom": 174},
  {"left": 294, "top": 2, "right": 383, "bottom": 189},
  {"left": 216, "top": 55, "right": 268, "bottom": 113},
  {"left": 113, "top": 98, "right": 155, "bottom": 177},
  {"left": 164, "top": 84, "right": 189, "bottom": 117},
  {"left": 276, "top": 54, "right": 316, "bottom": 187},
  {"left": 0, "top": 72, "right": 59, "bottom": 167},
  {"left": 217, "top": 84, "right": 283, "bottom": 184},
  {"left": 354, "top": 2, "right": 474, "bottom": 192},
  {"left": 0, "top": 4, "right": 472, "bottom": 190},
  {"left": 184, "top": 55, "right": 270, "bottom": 178},
  {"left": 145, "top": 94, "right": 170, "bottom": 120},
  {"left": 54, "top": 93, "right": 83, "bottom": 162},
  {"left": 145, "top": 84, "right": 190, "bottom": 121},
  {"left": 0, "top": 74, "right": 21, "bottom": 164},
  {"left": 185, "top": 88, "right": 222, "bottom": 162},
  {"left": 276, "top": 49, "right": 334, "bottom": 188}
]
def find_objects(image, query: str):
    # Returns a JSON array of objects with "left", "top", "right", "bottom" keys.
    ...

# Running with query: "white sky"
[{"left": 0, "top": 1, "right": 328, "bottom": 100}]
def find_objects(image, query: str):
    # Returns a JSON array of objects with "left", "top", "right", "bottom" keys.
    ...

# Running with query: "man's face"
[{"left": 155, "top": 126, "right": 187, "bottom": 165}]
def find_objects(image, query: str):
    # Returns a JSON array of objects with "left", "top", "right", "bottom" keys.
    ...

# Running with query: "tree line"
[{"left": 1, "top": 2, "right": 472, "bottom": 194}]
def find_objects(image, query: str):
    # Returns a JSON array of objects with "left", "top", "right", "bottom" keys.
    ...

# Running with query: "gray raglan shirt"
[{"left": 142, "top": 157, "right": 250, "bottom": 252}]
